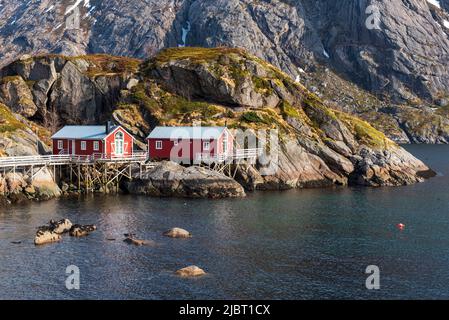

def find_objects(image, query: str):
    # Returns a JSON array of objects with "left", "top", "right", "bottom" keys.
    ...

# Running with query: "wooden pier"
[
  {"left": 197, "top": 148, "right": 263, "bottom": 178},
  {"left": 0, "top": 147, "right": 263, "bottom": 192},
  {"left": 0, "top": 152, "right": 150, "bottom": 193}
]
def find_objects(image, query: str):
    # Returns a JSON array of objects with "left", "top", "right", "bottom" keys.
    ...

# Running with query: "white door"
[
  {"left": 222, "top": 133, "right": 228, "bottom": 155},
  {"left": 115, "top": 132, "right": 124, "bottom": 156},
  {"left": 72, "top": 140, "right": 76, "bottom": 155}
]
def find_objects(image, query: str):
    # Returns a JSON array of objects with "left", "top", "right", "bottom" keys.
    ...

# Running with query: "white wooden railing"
[
  {"left": 0, "top": 152, "right": 148, "bottom": 168},
  {"left": 196, "top": 148, "right": 263, "bottom": 163}
]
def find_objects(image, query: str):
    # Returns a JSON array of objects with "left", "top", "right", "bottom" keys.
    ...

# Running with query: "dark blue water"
[{"left": 1, "top": 145, "right": 449, "bottom": 300}]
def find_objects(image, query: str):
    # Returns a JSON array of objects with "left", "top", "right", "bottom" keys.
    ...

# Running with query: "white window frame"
[
  {"left": 81, "top": 141, "right": 87, "bottom": 151},
  {"left": 57, "top": 140, "right": 63, "bottom": 150},
  {"left": 203, "top": 141, "right": 210, "bottom": 151},
  {"left": 93, "top": 141, "right": 100, "bottom": 151},
  {"left": 156, "top": 140, "right": 163, "bottom": 150}
]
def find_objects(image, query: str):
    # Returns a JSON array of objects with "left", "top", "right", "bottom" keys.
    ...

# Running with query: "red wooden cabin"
[
  {"left": 51, "top": 122, "right": 134, "bottom": 158},
  {"left": 147, "top": 126, "right": 234, "bottom": 162}
]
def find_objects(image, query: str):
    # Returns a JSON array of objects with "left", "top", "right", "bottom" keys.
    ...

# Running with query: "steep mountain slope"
[
  {"left": 0, "top": 0, "right": 448, "bottom": 102},
  {"left": 0, "top": 0, "right": 448, "bottom": 143}
]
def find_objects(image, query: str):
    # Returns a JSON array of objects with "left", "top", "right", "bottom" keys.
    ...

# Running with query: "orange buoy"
[{"left": 397, "top": 223, "right": 406, "bottom": 231}]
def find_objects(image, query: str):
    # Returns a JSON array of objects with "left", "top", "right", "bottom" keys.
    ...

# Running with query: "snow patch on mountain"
[{"left": 427, "top": 0, "right": 441, "bottom": 8}]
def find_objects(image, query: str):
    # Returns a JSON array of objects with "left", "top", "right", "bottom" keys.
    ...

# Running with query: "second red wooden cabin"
[{"left": 147, "top": 126, "right": 234, "bottom": 162}]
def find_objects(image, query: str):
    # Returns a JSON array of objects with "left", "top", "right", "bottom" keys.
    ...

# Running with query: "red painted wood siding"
[
  {"left": 52, "top": 139, "right": 103, "bottom": 156},
  {"left": 147, "top": 129, "right": 234, "bottom": 161},
  {"left": 52, "top": 127, "right": 133, "bottom": 157},
  {"left": 104, "top": 127, "right": 133, "bottom": 157}
]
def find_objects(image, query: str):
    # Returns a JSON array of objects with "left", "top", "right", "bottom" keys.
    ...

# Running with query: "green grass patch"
[
  {"left": 335, "top": 111, "right": 393, "bottom": 149},
  {"left": 0, "top": 103, "right": 26, "bottom": 133}
]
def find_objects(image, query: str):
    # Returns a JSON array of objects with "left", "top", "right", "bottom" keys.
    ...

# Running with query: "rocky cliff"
[
  {"left": 0, "top": 48, "right": 435, "bottom": 191},
  {"left": 0, "top": 102, "right": 61, "bottom": 203},
  {"left": 0, "top": 0, "right": 448, "bottom": 142},
  {"left": 118, "top": 47, "right": 435, "bottom": 189}
]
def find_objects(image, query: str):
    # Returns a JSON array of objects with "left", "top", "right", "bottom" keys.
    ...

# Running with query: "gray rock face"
[
  {"left": 0, "top": 76, "right": 37, "bottom": 117},
  {"left": 1, "top": 0, "right": 449, "bottom": 142},
  {"left": 125, "top": 161, "right": 246, "bottom": 198},
  {"left": 0, "top": 0, "right": 448, "bottom": 105},
  {"left": 144, "top": 48, "right": 435, "bottom": 189},
  {"left": 0, "top": 55, "right": 137, "bottom": 125},
  {"left": 0, "top": 167, "right": 61, "bottom": 203}
]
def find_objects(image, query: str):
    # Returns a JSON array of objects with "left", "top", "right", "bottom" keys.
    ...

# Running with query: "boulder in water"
[
  {"left": 123, "top": 237, "right": 155, "bottom": 246},
  {"left": 163, "top": 228, "right": 191, "bottom": 238},
  {"left": 50, "top": 219, "right": 73, "bottom": 234},
  {"left": 175, "top": 265, "right": 206, "bottom": 277},
  {"left": 69, "top": 224, "right": 97, "bottom": 237},
  {"left": 34, "top": 226, "right": 62, "bottom": 245}
]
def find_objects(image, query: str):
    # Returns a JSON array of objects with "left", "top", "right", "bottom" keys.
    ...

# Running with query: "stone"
[
  {"left": 0, "top": 76, "right": 38, "bottom": 117},
  {"left": 125, "top": 161, "right": 246, "bottom": 198},
  {"left": 69, "top": 224, "right": 97, "bottom": 237},
  {"left": 34, "top": 227, "right": 62, "bottom": 245},
  {"left": 163, "top": 228, "right": 191, "bottom": 238},
  {"left": 50, "top": 219, "right": 73, "bottom": 234},
  {"left": 123, "top": 236, "right": 155, "bottom": 246},
  {"left": 175, "top": 266, "right": 206, "bottom": 278}
]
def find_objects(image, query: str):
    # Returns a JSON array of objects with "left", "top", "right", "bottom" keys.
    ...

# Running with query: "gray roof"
[
  {"left": 51, "top": 125, "right": 119, "bottom": 140},
  {"left": 147, "top": 126, "right": 227, "bottom": 140}
]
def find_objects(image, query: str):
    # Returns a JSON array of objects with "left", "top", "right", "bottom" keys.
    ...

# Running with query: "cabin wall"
[
  {"left": 216, "top": 130, "right": 234, "bottom": 155},
  {"left": 104, "top": 127, "right": 133, "bottom": 157},
  {"left": 148, "top": 138, "right": 225, "bottom": 161},
  {"left": 53, "top": 139, "right": 104, "bottom": 156}
]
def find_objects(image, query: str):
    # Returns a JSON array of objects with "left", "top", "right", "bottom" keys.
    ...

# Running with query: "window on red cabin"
[
  {"left": 81, "top": 141, "right": 87, "bottom": 151},
  {"left": 203, "top": 141, "right": 210, "bottom": 151},
  {"left": 156, "top": 141, "right": 163, "bottom": 150},
  {"left": 93, "top": 141, "right": 99, "bottom": 151},
  {"left": 57, "top": 140, "right": 63, "bottom": 150}
]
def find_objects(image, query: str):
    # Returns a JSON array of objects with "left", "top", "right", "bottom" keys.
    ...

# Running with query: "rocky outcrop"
[
  {"left": 0, "top": 55, "right": 140, "bottom": 125},
  {"left": 132, "top": 47, "right": 434, "bottom": 189},
  {"left": 0, "top": 168, "right": 61, "bottom": 203},
  {"left": 0, "top": 76, "right": 37, "bottom": 117},
  {"left": 0, "top": 47, "right": 437, "bottom": 198},
  {"left": 125, "top": 161, "right": 246, "bottom": 198}
]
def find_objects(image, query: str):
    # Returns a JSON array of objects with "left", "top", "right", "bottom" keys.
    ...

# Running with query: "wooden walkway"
[
  {"left": 0, "top": 153, "right": 148, "bottom": 169},
  {"left": 0, "top": 148, "right": 263, "bottom": 192},
  {"left": 0, "top": 152, "right": 150, "bottom": 193},
  {"left": 197, "top": 148, "right": 264, "bottom": 178}
]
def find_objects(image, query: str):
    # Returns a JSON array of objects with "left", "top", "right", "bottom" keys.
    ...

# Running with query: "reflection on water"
[{"left": 1, "top": 145, "right": 449, "bottom": 299}]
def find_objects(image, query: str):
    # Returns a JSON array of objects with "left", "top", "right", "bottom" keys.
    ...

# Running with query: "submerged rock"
[
  {"left": 163, "top": 228, "right": 191, "bottom": 239},
  {"left": 69, "top": 225, "right": 97, "bottom": 237},
  {"left": 125, "top": 161, "right": 246, "bottom": 199},
  {"left": 175, "top": 266, "right": 207, "bottom": 278},
  {"left": 123, "top": 236, "right": 155, "bottom": 246}
]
